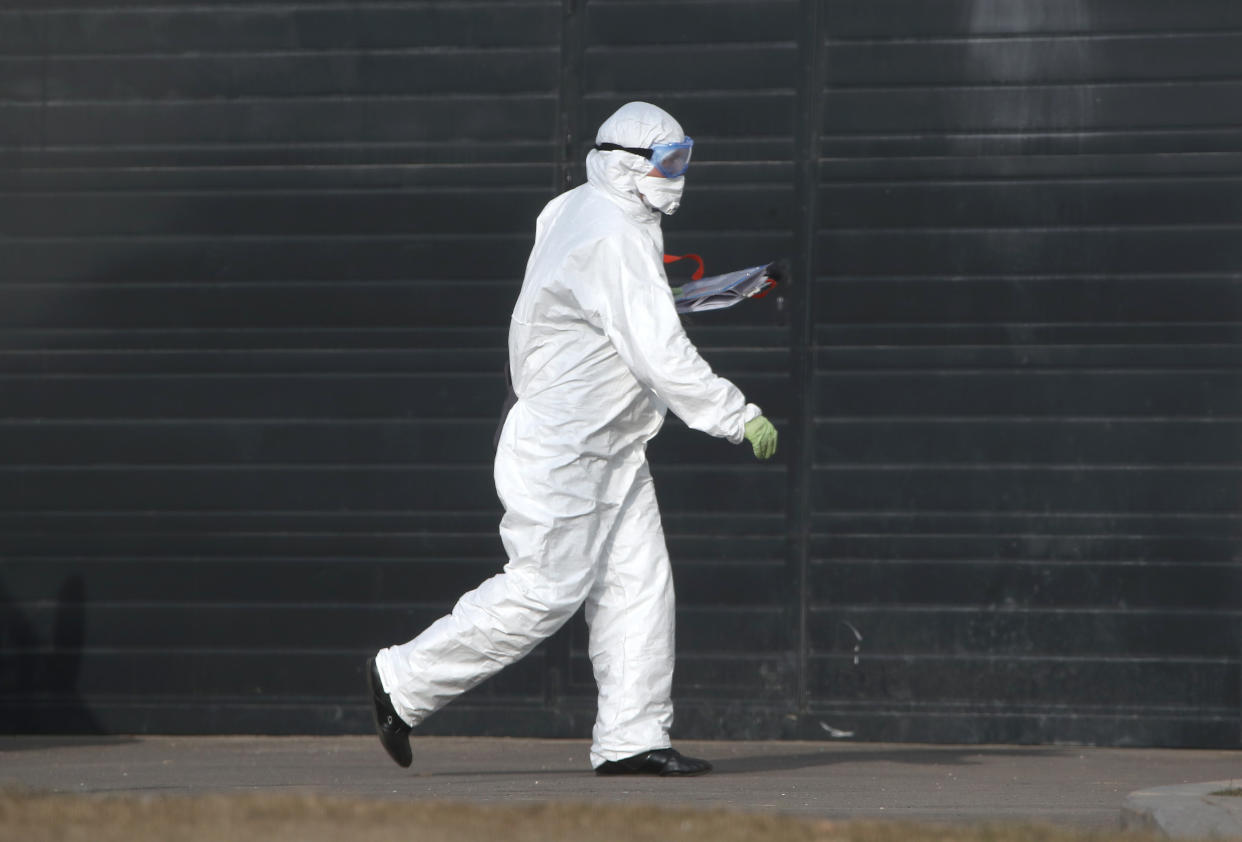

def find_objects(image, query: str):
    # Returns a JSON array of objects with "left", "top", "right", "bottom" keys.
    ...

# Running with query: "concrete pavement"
[
  {"left": 1, "top": 736, "right": 1239, "bottom": 835},
  {"left": 1123, "top": 781, "right": 1242, "bottom": 838}
]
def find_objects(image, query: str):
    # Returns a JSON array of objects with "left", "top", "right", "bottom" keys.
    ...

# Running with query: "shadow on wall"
[{"left": 0, "top": 574, "right": 104, "bottom": 734}]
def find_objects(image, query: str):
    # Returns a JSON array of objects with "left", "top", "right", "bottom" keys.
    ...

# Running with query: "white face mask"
[{"left": 637, "top": 174, "right": 684, "bottom": 215}]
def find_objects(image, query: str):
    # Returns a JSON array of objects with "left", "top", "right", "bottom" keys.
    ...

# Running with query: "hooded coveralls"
[{"left": 374, "top": 102, "right": 761, "bottom": 768}]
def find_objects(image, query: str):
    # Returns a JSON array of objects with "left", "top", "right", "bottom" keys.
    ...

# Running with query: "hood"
[{"left": 585, "top": 101, "right": 685, "bottom": 221}]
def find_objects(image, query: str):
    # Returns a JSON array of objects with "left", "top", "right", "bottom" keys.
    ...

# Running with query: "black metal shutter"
[
  {"left": 1, "top": 1, "right": 564, "bottom": 733},
  {"left": 808, "top": 0, "right": 1242, "bottom": 746},
  {"left": 3, "top": 0, "right": 1239, "bottom": 747}
]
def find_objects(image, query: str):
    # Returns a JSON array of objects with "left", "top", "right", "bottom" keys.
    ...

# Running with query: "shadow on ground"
[
  {"left": 711, "top": 746, "right": 1072, "bottom": 775},
  {"left": 407, "top": 745, "right": 1072, "bottom": 779}
]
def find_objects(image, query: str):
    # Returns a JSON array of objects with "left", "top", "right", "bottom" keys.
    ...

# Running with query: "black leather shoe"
[
  {"left": 366, "top": 657, "right": 412, "bottom": 768},
  {"left": 595, "top": 748, "right": 712, "bottom": 777}
]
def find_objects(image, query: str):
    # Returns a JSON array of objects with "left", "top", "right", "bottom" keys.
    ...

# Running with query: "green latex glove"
[{"left": 744, "top": 415, "right": 778, "bottom": 460}]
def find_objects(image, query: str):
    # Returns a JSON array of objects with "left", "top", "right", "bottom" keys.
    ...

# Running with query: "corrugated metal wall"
[
  {"left": 1, "top": 0, "right": 567, "bottom": 734},
  {"left": 2, "top": 0, "right": 1239, "bottom": 747},
  {"left": 808, "top": 0, "right": 1242, "bottom": 746}
]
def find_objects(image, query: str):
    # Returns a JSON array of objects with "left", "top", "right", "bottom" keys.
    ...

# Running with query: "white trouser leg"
[
  {"left": 376, "top": 477, "right": 613, "bottom": 728},
  {"left": 585, "top": 464, "right": 676, "bottom": 768}
]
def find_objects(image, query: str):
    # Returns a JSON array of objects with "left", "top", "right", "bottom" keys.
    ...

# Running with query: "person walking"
[{"left": 367, "top": 101, "right": 779, "bottom": 777}]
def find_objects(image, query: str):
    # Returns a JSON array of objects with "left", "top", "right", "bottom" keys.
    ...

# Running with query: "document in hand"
[{"left": 672, "top": 264, "right": 778, "bottom": 314}]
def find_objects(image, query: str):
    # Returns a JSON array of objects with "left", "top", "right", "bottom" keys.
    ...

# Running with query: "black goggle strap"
[{"left": 594, "top": 142, "right": 654, "bottom": 160}]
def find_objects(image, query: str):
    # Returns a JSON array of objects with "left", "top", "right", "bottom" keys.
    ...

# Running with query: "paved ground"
[{"left": 1, "top": 736, "right": 1239, "bottom": 832}]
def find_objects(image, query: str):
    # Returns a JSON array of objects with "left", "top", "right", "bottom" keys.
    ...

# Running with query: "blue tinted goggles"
[{"left": 594, "top": 136, "right": 694, "bottom": 178}]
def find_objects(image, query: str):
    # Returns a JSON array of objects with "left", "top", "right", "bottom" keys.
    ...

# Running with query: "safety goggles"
[{"left": 594, "top": 136, "right": 694, "bottom": 178}]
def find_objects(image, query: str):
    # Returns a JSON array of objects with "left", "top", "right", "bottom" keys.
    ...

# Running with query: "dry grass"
[{"left": 0, "top": 790, "right": 1166, "bottom": 842}]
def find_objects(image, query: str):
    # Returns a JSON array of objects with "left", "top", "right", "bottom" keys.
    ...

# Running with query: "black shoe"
[
  {"left": 366, "top": 657, "right": 412, "bottom": 768},
  {"left": 595, "top": 748, "right": 712, "bottom": 777}
]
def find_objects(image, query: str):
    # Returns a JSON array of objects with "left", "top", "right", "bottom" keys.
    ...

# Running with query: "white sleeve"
[{"left": 594, "top": 239, "right": 762, "bottom": 443}]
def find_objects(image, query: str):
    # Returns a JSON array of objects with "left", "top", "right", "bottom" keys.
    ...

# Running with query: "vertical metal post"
[
  {"left": 555, "top": 0, "right": 585, "bottom": 196},
  {"left": 790, "top": 0, "right": 825, "bottom": 717},
  {"left": 543, "top": 0, "right": 587, "bottom": 716}
]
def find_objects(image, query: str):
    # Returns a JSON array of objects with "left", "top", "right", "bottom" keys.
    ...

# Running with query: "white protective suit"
[{"left": 375, "top": 101, "right": 762, "bottom": 768}]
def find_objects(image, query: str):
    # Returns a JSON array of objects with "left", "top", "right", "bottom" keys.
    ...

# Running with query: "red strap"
[
  {"left": 663, "top": 253, "right": 705, "bottom": 281},
  {"left": 751, "top": 278, "right": 777, "bottom": 299}
]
